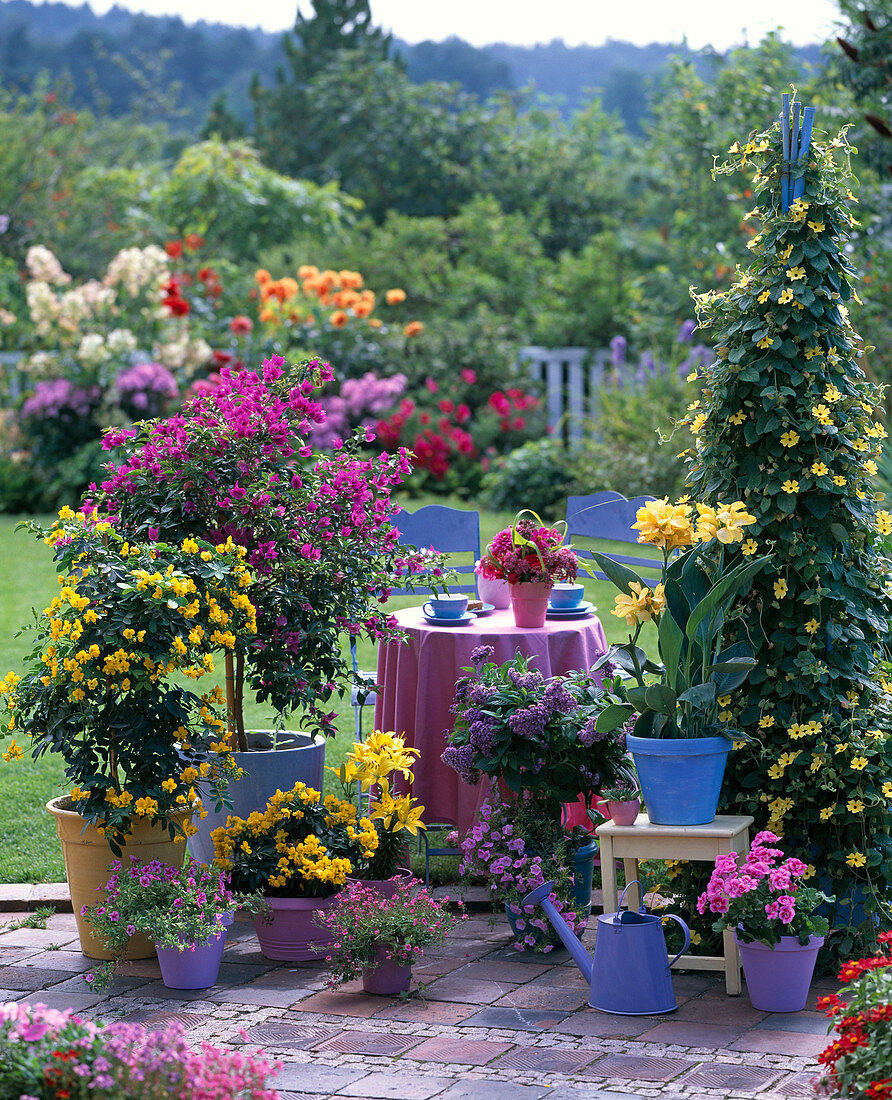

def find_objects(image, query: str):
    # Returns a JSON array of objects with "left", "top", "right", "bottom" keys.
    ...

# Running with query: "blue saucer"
[
  {"left": 546, "top": 601, "right": 595, "bottom": 620},
  {"left": 422, "top": 612, "right": 476, "bottom": 626}
]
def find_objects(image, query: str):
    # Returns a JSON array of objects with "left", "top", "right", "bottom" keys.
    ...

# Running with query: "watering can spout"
[{"left": 521, "top": 881, "right": 593, "bottom": 984}]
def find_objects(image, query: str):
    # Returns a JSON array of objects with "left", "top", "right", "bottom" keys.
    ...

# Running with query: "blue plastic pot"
[
  {"left": 627, "top": 734, "right": 731, "bottom": 826},
  {"left": 569, "top": 838, "right": 599, "bottom": 911}
]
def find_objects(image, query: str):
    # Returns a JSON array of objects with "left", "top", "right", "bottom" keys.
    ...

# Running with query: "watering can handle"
[
  {"left": 616, "top": 879, "right": 646, "bottom": 919},
  {"left": 663, "top": 914, "right": 692, "bottom": 970}
]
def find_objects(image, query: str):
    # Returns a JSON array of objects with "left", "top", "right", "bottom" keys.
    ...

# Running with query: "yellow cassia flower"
[
  {"left": 632, "top": 499, "right": 694, "bottom": 551},
  {"left": 612, "top": 581, "right": 663, "bottom": 628}
]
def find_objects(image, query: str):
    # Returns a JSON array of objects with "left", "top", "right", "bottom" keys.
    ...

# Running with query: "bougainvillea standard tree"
[
  {"left": 93, "top": 356, "right": 413, "bottom": 749},
  {"left": 679, "top": 108, "right": 892, "bottom": 957}
]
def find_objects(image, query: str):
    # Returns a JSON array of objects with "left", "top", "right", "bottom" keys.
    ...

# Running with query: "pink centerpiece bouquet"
[{"left": 478, "top": 510, "right": 577, "bottom": 627}]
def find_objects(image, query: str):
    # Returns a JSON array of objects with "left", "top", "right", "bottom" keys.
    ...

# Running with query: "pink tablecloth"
[{"left": 374, "top": 606, "right": 608, "bottom": 835}]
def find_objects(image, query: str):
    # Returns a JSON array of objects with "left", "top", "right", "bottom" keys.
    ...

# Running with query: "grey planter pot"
[{"left": 188, "top": 731, "right": 326, "bottom": 865}]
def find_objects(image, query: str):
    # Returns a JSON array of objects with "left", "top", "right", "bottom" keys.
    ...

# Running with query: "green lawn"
[{"left": 0, "top": 499, "right": 655, "bottom": 883}]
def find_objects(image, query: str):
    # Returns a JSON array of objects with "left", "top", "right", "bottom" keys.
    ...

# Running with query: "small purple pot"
[
  {"left": 156, "top": 918, "right": 229, "bottom": 989},
  {"left": 605, "top": 799, "right": 641, "bottom": 826},
  {"left": 361, "top": 944, "right": 413, "bottom": 995},
  {"left": 735, "top": 932, "right": 824, "bottom": 1012}
]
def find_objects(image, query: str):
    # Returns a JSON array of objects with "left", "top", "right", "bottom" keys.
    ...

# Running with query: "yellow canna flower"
[{"left": 632, "top": 499, "right": 695, "bottom": 551}]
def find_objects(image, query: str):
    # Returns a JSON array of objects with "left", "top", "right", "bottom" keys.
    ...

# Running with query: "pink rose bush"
[{"left": 697, "top": 830, "right": 831, "bottom": 946}]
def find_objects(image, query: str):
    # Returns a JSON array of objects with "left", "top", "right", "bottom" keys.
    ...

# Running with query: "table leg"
[
  {"left": 722, "top": 928, "right": 741, "bottom": 995},
  {"left": 622, "top": 860, "right": 641, "bottom": 910},
  {"left": 599, "top": 834, "right": 617, "bottom": 914}
]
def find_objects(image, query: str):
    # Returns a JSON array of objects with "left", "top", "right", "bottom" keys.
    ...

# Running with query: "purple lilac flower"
[
  {"left": 677, "top": 319, "right": 697, "bottom": 343},
  {"left": 441, "top": 743, "right": 480, "bottom": 784},
  {"left": 508, "top": 702, "right": 549, "bottom": 740},
  {"left": 578, "top": 717, "right": 608, "bottom": 746},
  {"left": 470, "top": 644, "right": 495, "bottom": 666},
  {"left": 610, "top": 335, "right": 627, "bottom": 366},
  {"left": 468, "top": 718, "right": 497, "bottom": 756},
  {"left": 507, "top": 667, "right": 543, "bottom": 691}
]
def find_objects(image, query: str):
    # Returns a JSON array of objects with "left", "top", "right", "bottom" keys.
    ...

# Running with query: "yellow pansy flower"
[
  {"left": 819, "top": 807, "right": 834, "bottom": 821},
  {"left": 774, "top": 579, "right": 788, "bottom": 599},
  {"left": 786, "top": 266, "right": 807, "bottom": 281},
  {"left": 850, "top": 757, "right": 869, "bottom": 771},
  {"left": 782, "top": 480, "right": 799, "bottom": 494},
  {"left": 811, "top": 462, "right": 829, "bottom": 477},
  {"left": 846, "top": 799, "right": 864, "bottom": 814},
  {"left": 805, "top": 619, "right": 819, "bottom": 634},
  {"left": 846, "top": 851, "right": 867, "bottom": 868},
  {"left": 742, "top": 539, "right": 758, "bottom": 556},
  {"left": 780, "top": 430, "right": 800, "bottom": 448}
]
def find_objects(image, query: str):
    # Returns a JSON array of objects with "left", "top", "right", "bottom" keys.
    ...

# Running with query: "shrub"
[{"left": 481, "top": 438, "right": 571, "bottom": 518}]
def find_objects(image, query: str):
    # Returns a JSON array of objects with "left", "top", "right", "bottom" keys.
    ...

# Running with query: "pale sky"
[{"left": 82, "top": 0, "right": 842, "bottom": 49}]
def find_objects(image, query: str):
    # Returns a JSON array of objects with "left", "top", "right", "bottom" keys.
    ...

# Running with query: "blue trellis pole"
[{"left": 780, "top": 94, "right": 815, "bottom": 211}]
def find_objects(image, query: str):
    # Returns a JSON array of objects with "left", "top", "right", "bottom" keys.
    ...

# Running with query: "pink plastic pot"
[
  {"left": 605, "top": 799, "right": 641, "bottom": 826},
  {"left": 509, "top": 581, "right": 553, "bottom": 628}
]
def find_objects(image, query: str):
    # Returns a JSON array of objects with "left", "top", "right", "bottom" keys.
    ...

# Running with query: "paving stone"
[
  {"left": 136, "top": 980, "right": 227, "bottom": 1001},
  {"left": 485, "top": 943, "right": 571, "bottom": 963},
  {"left": 547, "top": 1090, "right": 643, "bottom": 1100},
  {"left": 0, "top": 928, "right": 79, "bottom": 948},
  {"left": 775, "top": 1070, "right": 826, "bottom": 1096},
  {"left": 18, "top": 990, "right": 102, "bottom": 1012},
  {"left": 434, "top": 1082, "right": 551, "bottom": 1100},
  {"left": 462, "top": 959, "right": 551, "bottom": 983},
  {"left": 239, "top": 966, "right": 323, "bottom": 990},
  {"left": 292, "top": 989, "right": 393, "bottom": 1016},
  {"left": 411, "top": 957, "right": 468, "bottom": 981},
  {"left": 755, "top": 1011, "right": 833, "bottom": 1035},
  {"left": 0, "top": 988, "right": 26, "bottom": 1001},
  {"left": 463, "top": 1006, "right": 571, "bottom": 1031},
  {"left": 670, "top": 971, "right": 722, "bottom": 995},
  {"left": 17, "top": 950, "right": 93, "bottom": 973},
  {"left": 122, "top": 1009, "right": 210, "bottom": 1030},
  {"left": 548, "top": 1011, "right": 656, "bottom": 1038},
  {"left": 424, "top": 975, "right": 518, "bottom": 1004},
  {"left": 674, "top": 994, "right": 768, "bottom": 1025},
  {"left": 0, "top": 965, "right": 70, "bottom": 991},
  {"left": 270, "top": 1063, "right": 367, "bottom": 1094},
  {"left": 50, "top": 972, "right": 151, "bottom": 996},
  {"left": 581, "top": 1053, "right": 695, "bottom": 1082},
  {"left": 209, "top": 985, "right": 313, "bottom": 1008},
  {"left": 678, "top": 1061, "right": 784, "bottom": 1092},
  {"left": 241, "top": 1023, "right": 339, "bottom": 1049},
  {"left": 729, "top": 1029, "right": 831, "bottom": 1057},
  {"left": 407, "top": 1036, "right": 515, "bottom": 1064},
  {"left": 494, "top": 982, "right": 589, "bottom": 1011},
  {"left": 372, "top": 999, "right": 476, "bottom": 1025},
  {"left": 0, "top": 884, "right": 32, "bottom": 910},
  {"left": 337, "top": 1073, "right": 455, "bottom": 1098},
  {"left": 637, "top": 1020, "right": 747, "bottom": 1046},
  {"left": 314, "top": 1029, "right": 423, "bottom": 1056},
  {"left": 495, "top": 1046, "right": 598, "bottom": 1073}
]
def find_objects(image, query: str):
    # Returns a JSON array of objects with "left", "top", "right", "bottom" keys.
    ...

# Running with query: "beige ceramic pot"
[{"left": 47, "top": 797, "right": 190, "bottom": 959}]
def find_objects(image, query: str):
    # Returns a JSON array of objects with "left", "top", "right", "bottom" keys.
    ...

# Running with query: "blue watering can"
[{"left": 522, "top": 879, "right": 690, "bottom": 1015}]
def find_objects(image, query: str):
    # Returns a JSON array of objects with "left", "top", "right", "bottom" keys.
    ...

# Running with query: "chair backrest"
[
  {"left": 565, "top": 491, "right": 662, "bottom": 587},
  {"left": 392, "top": 505, "right": 481, "bottom": 596}
]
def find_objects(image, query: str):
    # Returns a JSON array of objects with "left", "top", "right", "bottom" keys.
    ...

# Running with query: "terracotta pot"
[
  {"left": 254, "top": 895, "right": 338, "bottom": 961},
  {"left": 508, "top": 581, "right": 553, "bottom": 629},
  {"left": 47, "top": 797, "right": 190, "bottom": 960}
]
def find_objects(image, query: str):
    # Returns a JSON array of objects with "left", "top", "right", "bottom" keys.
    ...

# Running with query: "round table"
[{"left": 373, "top": 606, "right": 608, "bottom": 835}]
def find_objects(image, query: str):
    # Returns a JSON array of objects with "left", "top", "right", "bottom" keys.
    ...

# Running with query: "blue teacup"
[
  {"left": 423, "top": 594, "right": 469, "bottom": 619},
  {"left": 550, "top": 583, "right": 585, "bottom": 609}
]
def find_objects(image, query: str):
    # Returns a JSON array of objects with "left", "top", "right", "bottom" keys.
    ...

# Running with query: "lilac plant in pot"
[
  {"left": 590, "top": 498, "right": 771, "bottom": 826},
  {"left": 92, "top": 356, "right": 414, "bottom": 862},
  {"left": 698, "top": 830, "right": 831, "bottom": 1012}
]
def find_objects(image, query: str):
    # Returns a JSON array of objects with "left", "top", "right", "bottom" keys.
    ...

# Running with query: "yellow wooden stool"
[{"left": 595, "top": 812, "right": 754, "bottom": 995}]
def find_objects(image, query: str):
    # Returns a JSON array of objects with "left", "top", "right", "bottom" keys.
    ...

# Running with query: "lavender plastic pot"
[
  {"left": 254, "top": 895, "right": 337, "bottom": 961},
  {"left": 735, "top": 933, "right": 824, "bottom": 1012},
  {"left": 604, "top": 799, "right": 640, "bottom": 826},
  {"left": 156, "top": 920, "right": 229, "bottom": 989},
  {"left": 362, "top": 945, "right": 412, "bottom": 995}
]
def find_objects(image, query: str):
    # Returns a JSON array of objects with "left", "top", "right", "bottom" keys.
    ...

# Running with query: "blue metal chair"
[{"left": 564, "top": 491, "right": 661, "bottom": 587}]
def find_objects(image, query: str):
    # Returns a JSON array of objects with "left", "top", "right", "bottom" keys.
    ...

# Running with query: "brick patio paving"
[{"left": 0, "top": 906, "right": 835, "bottom": 1099}]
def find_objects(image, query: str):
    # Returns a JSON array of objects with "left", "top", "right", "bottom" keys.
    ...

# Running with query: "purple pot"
[
  {"left": 254, "top": 895, "right": 337, "bottom": 961},
  {"left": 605, "top": 799, "right": 640, "bottom": 826},
  {"left": 361, "top": 944, "right": 413, "bottom": 995},
  {"left": 346, "top": 869, "right": 412, "bottom": 899},
  {"left": 156, "top": 920, "right": 229, "bottom": 989},
  {"left": 735, "top": 932, "right": 824, "bottom": 1012}
]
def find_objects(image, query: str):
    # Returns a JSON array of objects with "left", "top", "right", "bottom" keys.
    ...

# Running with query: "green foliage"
[
  {"left": 683, "top": 117, "right": 892, "bottom": 954},
  {"left": 481, "top": 439, "right": 571, "bottom": 519}
]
